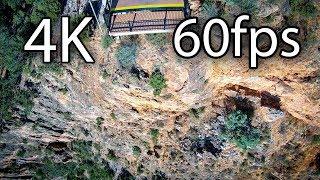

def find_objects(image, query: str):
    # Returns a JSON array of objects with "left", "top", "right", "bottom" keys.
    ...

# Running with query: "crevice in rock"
[
  {"left": 35, "top": 118, "right": 65, "bottom": 134},
  {"left": 152, "top": 170, "right": 167, "bottom": 180},
  {"left": 47, "top": 141, "right": 68, "bottom": 153},
  {"left": 226, "top": 84, "right": 281, "bottom": 110},
  {"left": 118, "top": 168, "right": 135, "bottom": 180},
  {"left": 261, "top": 91, "right": 281, "bottom": 110},
  {"left": 225, "top": 96, "right": 255, "bottom": 117},
  {"left": 191, "top": 137, "right": 222, "bottom": 157}
]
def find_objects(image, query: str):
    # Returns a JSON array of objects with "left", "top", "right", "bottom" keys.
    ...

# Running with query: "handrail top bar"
[
  {"left": 111, "top": 7, "right": 184, "bottom": 14},
  {"left": 109, "top": 0, "right": 185, "bottom": 11},
  {"left": 111, "top": 3, "right": 184, "bottom": 12}
]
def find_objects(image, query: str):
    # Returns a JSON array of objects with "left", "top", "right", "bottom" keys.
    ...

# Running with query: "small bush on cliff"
[
  {"left": 189, "top": 107, "right": 205, "bottom": 119},
  {"left": 149, "top": 69, "right": 167, "bottom": 96},
  {"left": 116, "top": 43, "right": 137, "bottom": 69},
  {"left": 132, "top": 146, "right": 141, "bottom": 156},
  {"left": 201, "top": 0, "right": 219, "bottom": 19},
  {"left": 312, "top": 135, "right": 320, "bottom": 144},
  {"left": 110, "top": 112, "right": 117, "bottom": 120},
  {"left": 102, "top": 34, "right": 114, "bottom": 49},
  {"left": 107, "top": 150, "right": 118, "bottom": 161},
  {"left": 150, "top": 129, "right": 159, "bottom": 143},
  {"left": 224, "top": 0, "right": 257, "bottom": 13},
  {"left": 96, "top": 117, "right": 104, "bottom": 130},
  {"left": 289, "top": 0, "right": 317, "bottom": 19},
  {"left": 222, "top": 110, "right": 261, "bottom": 150},
  {"left": 14, "top": 90, "right": 35, "bottom": 115}
]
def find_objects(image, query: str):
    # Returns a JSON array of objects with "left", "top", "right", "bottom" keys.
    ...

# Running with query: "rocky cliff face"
[{"left": 1, "top": 0, "right": 320, "bottom": 179}]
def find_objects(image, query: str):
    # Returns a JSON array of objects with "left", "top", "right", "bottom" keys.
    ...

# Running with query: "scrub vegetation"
[
  {"left": 0, "top": 0, "right": 61, "bottom": 123},
  {"left": 70, "top": 13, "right": 91, "bottom": 42},
  {"left": 102, "top": 34, "right": 114, "bottom": 48},
  {"left": 289, "top": 0, "right": 317, "bottom": 19},
  {"left": 132, "top": 146, "right": 141, "bottom": 156},
  {"left": 150, "top": 129, "right": 160, "bottom": 143},
  {"left": 287, "top": 0, "right": 318, "bottom": 45},
  {"left": 224, "top": 0, "right": 257, "bottom": 13},
  {"left": 34, "top": 141, "right": 114, "bottom": 179},
  {"left": 96, "top": 117, "right": 104, "bottom": 130},
  {"left": 116, "top": 42, "right": 138, "bottom": 69},
  {"left": 149, "top": 69, "right": 167, "bottom": 96},
  {"left": 201, "top": 0, "right": 219, "bottom": 19},
  {"left": 222, "top": 110, "right": 261, "bottom": 150},
  {"left": 189, "top": 107, "right": 206, "bottom": 119}
]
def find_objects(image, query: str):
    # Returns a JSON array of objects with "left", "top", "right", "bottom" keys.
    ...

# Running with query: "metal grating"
[
  {"left": 109, "top": 10, "right": 184, "bottom": 35},
  {"left": 105, "top": 0, "right": 190, "bottom": 36}
]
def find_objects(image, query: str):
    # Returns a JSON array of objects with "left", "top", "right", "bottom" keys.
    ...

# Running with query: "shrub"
[
  {"left": 143, "top": 141, "right": 150, "bottom": 149},
  {"left": 16, "top": 149, "right": 26, "bottom": 157},
  {"left": 150, "top": 129, "right": 159, "bottom": 143},
  {"left": 102, "top": 34, "right": 114, "bottom": 49},
  {"left": 72, "top": 140, "right": 94, "bottom": 159},
  {"left": 14, "top": 90, "right": 35, "bottom": 115},
  {"left": 110, "top": 112, "right": 116, "bottom": 120},
  {"left": 62, "top": 112, "right": 72, "bottom": 120},
  {"left": 189, "top": 107, "right": 205, "bottom": 119},
  {"left": 58, "top": 86, "right": 68, "bottom": 95},
  {"left": 289, "top": 0, "right": 317, "bottom": 19},
  {"left": 201, "top": 0, "right": 219, "bottom": 19},
  {"left": 115, "top": 43, "right": 137, "bottom": 69},
  {"left": 102, "top": 69, "right": 111, "bottom": 79},
  {"left": 96, "top": 117, "right": 104, "bottom": 130},
  {"left": 0, "top": 0, "right": 61, "bottom": 121},
  {"left": 107, "top": 150, "right": 118, "bottom": 161},
  {"left": 0, "top": 31, "right": 34, "bottom": 121},
  {"left": 222, "top": 110, "right": 261, "bottom": 150},
  {"left": 312, "top": 135, "right": 320, "bottom": 144},
  {"left": 32, "top": 140, "right": 115, "bottom": 179},
  {"left": 137, "top": 164, "right": 144, "bottom": 174},
  {"left": 224, "top": 0, "right": 257, "bottom": 13},
  {"left": 152, "top": 170, "right": 167, "bottom": 179},
  {"left": 70, "top": 14, "right": 91, "bottom": 42},
  {"left": 132, "top": 146, "right": 141, "bottom": 156},
  {"left": 38, "top": 62, "right": 64, "bottom": 75},
  {"left": 146, "top": 33, "right": 168, "bottom": 48},
  {"left": 149, "top": 69, "right": 167, "bottom": 96},
  {"left": 30, "top": 0, "right": 61, "bottom": 24}
]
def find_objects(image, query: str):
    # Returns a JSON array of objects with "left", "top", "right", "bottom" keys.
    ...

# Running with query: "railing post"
[
  {"left": 130, "top": 13, "right": 137, "bottom": 32},
  {"left": 164, "top": 9, "right": 168, "bottom": 30},
  {"left": 111, "top": 14, "right": 116, "bottom": 32},
  {"left": 183, "top": 0, "right": 191, "bottom": 17}
]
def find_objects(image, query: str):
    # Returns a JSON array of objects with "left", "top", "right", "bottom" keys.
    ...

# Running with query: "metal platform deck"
[{"left": 105, "top": 0, "right": 189, "bottom": 36}]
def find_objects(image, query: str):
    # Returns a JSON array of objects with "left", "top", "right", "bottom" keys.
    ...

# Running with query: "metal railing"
[{"left": 109, "top": 18, "right": 183, "bottom": 32}]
